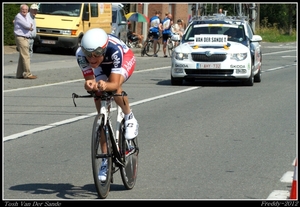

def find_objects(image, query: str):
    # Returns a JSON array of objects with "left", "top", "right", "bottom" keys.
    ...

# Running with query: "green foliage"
[
  {"left": 257, "top": 27, "right": 296, "bottom": 42},
  {"left": 3, "top": 3, "right": 21, "bottom": 45}
]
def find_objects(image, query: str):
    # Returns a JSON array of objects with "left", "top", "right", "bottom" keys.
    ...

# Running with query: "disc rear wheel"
[{"left": 119, "top": 120, "right": 139, "bottom": 189}]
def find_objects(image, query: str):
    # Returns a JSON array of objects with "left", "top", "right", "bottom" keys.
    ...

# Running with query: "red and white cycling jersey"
[{"left": 76, "top": 34, "right": 136, "bottom": 82}]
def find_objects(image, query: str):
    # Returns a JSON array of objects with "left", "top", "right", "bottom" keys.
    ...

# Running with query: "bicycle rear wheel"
[
  {"left": 91, "top": 114, "right": 112, "bottom": 199},
  {"left": 119, "top": 119, "right": 139, "bottom": 189},
  {"left": 145, "top": 40, "right": 160, "bottom": 57}
]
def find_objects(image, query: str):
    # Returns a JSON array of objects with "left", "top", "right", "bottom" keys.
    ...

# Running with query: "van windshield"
[{"left": 38, "top": 4, "right": 81, "bottom": 17}]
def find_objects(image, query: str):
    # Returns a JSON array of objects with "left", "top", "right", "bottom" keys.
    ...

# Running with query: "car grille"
[
  {"left": 185, "top": 69, "right": 234, "bottom": 75},
  {"left": 192, "top": 54, "right": 227, "bottom": 62}
]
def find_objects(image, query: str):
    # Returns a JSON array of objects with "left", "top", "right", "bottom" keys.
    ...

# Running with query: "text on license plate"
[
  {"left": 199, "top": 64, "right": 221, "bottom": 69},
  {"left": 42, "top": 40, "right": 56, "bottom": 44}
]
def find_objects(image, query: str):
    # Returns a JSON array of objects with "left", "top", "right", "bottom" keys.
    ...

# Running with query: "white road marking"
[
  {"left": 3, "top": 86, "right": 198, "bottom": 142},
  {"left": 267, "top": 190, "right": 290, "bottom": 200},
  {"left": 280, "top": 171, "right": 294, "bottom": 183}
]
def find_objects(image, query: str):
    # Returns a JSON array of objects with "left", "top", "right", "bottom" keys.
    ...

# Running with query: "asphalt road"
[{"left": 3, "top": 42, "right": 297, "bottom": 202}]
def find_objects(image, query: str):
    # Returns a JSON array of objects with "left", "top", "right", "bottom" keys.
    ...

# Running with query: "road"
[{"left": 3, "top": 42, "right": 297, "bottom": 201}]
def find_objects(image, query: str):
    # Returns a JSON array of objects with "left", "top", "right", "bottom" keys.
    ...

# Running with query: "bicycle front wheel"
[
  {"left": 91, "top": 114, "right": 112, "bottom": 199},
  {"left": 119, "top": 120, "right": 139, "bottom": 189},
  {"left": 145, "top": 40, "right": 160, "bottom": 57}
]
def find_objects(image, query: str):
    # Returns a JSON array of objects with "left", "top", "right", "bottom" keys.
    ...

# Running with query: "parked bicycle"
[
  {"left": 72, "top": 91, "right": 139, "bottom": 199},
  {"left": 141, "top": 35, "right": 161, "bottom": 57}
]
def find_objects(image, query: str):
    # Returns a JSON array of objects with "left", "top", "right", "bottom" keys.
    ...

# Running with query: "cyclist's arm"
[
  {"left": 84, "top": 75, "right": 98, "bottom": 91},
  {"left": 76, "top": 49, "right": 98, "bottom": 91},
  {"left": 98, "top": 73, "right": 121, "bottom": 91},
  {"left": 158, "top": 23, "right": 163, "bottom": 31},
  {"left": 97, "top": 46, "right": 124, "bottom": 92}
]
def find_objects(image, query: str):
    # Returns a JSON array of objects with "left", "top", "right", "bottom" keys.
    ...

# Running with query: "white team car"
[{"left": 171, "top": 15, "right": 263, "bottom": 86}]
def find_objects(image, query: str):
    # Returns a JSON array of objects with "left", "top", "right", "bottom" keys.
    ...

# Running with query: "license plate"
[
  {"left": 42, "top": 40, "right": 56, "bottom": 44},
  {"left": 200, "top": 64, "right": 221, "bottom": 69}
]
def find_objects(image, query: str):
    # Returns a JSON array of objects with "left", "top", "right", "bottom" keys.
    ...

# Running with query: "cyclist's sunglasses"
[{"left": 81, "top": 46, "right": 107, "bottom": 58}]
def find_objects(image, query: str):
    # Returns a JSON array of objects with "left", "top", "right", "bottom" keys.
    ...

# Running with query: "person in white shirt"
[{"left": 27, "top": 3, "right": 38, "bottom": 58}]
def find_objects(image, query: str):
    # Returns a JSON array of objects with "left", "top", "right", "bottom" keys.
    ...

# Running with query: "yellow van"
[{"left": 34, "top": 3, "right": 112, "bottom": 54}]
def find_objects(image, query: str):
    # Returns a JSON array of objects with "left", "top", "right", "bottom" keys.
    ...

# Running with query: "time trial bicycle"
[{"left": 72, "top": 91, "right": 139, "bottom": 199}]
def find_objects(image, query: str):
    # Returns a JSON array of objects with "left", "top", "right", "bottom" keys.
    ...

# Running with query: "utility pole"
[
  {"left": 251, "top": 3, "right": 256, "bottom": 32},
  {"left": 142, "top": 3, "right": 148, "bottom": 42}
]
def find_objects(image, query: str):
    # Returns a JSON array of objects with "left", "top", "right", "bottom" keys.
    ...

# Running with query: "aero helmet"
[{"left": 81, "top": 28, "right": 109, "bottom": 57}]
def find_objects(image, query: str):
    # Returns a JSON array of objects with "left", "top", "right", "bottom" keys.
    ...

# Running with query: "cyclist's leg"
[
  {"left": 94, "top": 98, "right": 108, "bottom": 153},
  {"left": 152, "top": 32, "right": 160, "bottom": 56},
  {"left": 162, "top": 34, "right": 168, "bottom": 57},
  {"left": 111, "top": 50, "right": 138, "bottom": 139}
]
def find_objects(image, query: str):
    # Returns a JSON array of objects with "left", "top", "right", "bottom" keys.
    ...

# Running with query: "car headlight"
[
  {"left": 175, "top": 52, "right": 189, "bottom": 60},
  {"left": 230, "top": 53, "right": 247, "bottom": 61}
]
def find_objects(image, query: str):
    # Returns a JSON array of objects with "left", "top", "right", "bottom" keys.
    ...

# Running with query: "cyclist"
[
  {"left": 147, "top": 10, "right": 161, "bottom": 57},
  {"left": 75, "top": 28, "right": 139, "bottom": 182},
  {"left": 159, "top": 13, "right": 173, "bottom": 57}
]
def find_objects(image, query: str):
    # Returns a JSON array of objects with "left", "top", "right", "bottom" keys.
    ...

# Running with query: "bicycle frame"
[
  {"left": 72, "top": 91, "right": 138, "bottom": 199},
  {"left": 98, "top": 93, "right": 125, "bottom": 166},
  {"left": 72, "top": 91, "right": 135, "bottom": 162}
]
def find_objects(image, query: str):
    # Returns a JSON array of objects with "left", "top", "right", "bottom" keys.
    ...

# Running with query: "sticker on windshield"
[{"left": 194, "top": 34, "right": 228, "bottom": 46}]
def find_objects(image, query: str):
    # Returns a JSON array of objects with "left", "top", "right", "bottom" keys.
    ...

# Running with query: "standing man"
[
  {"left": 14, "top": 4, "right": 37, "bottom": 79},
  {"left": 159, "top": 13, "right": 173, "bottom": 57},
  {"left": 27, "top": 3, "right": 38, "bottom": 58},
  {"left": 148, "top": 11, "right": 161, "bottom": 57}
]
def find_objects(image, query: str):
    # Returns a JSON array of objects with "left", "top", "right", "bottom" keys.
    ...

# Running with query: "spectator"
[
  {"left": 159, "top": 13, "right": 173, "bottom": 57},
  {"left": 171, "top": 19, "right": 185, "bottom": 47},
  {"left": 173, "top": 19, "right": 185, "bottom": 36},
  {"left": 148, "top": 11, "right": 161, "bottom": 57},
  {"left": 127, "top": 22, "right": 143, "bottom": 47},
  {"left": 14, "top": 4, "right": 37, "bottom": 79},
  {"left": 27, "top": 3, "right": 38, "bottom": 58}
]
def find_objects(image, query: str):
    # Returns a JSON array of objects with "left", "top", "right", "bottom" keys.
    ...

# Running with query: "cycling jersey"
[
  {"left": 162, "top": 17, "right": 172, "bottom": 35},
  {"left": 76, "top": 34, "right": 136, "bottom": 82},
  {"left": 149, "top": 15, "right": 160, "bottom": 33}
]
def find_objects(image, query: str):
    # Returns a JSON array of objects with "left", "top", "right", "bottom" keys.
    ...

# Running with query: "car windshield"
[
  {"left": 183, "top": 24, "right": 246, "bottom": 43},
  {"left": 38, "top": 4, "right": 81, "bottom": 17}
]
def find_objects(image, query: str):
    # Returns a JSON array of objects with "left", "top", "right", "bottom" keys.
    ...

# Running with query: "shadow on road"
[{"left": 9, "top": 182, "right": 127, "bottom": 199}]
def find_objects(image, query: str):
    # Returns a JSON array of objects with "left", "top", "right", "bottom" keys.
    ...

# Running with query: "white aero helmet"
[{"left": 81, "top": 28, "right": 109, "bottom": 57}]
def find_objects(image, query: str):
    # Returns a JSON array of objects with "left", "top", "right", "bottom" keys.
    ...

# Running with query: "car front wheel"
[
  {"left": 254, "top": 67, "right": 262, "bottom": 82},
  {"left": 171, "top": 75, "right": 183, "bottom": 85},
  {"left": 243, "top": 65, "right": 254, "bottom": 86}
]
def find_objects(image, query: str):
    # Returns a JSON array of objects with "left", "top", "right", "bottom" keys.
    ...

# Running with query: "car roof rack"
[{"left": 189, "top": 14, "right": 249, "bottom": 22}]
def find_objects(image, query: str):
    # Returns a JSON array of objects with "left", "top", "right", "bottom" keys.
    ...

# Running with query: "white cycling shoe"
[
  {"left": 98, "top": 158, "right": 107, "bottom": 182},
  {"left": 124, "top": 117, "right": 139, "bottom": 139}
]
